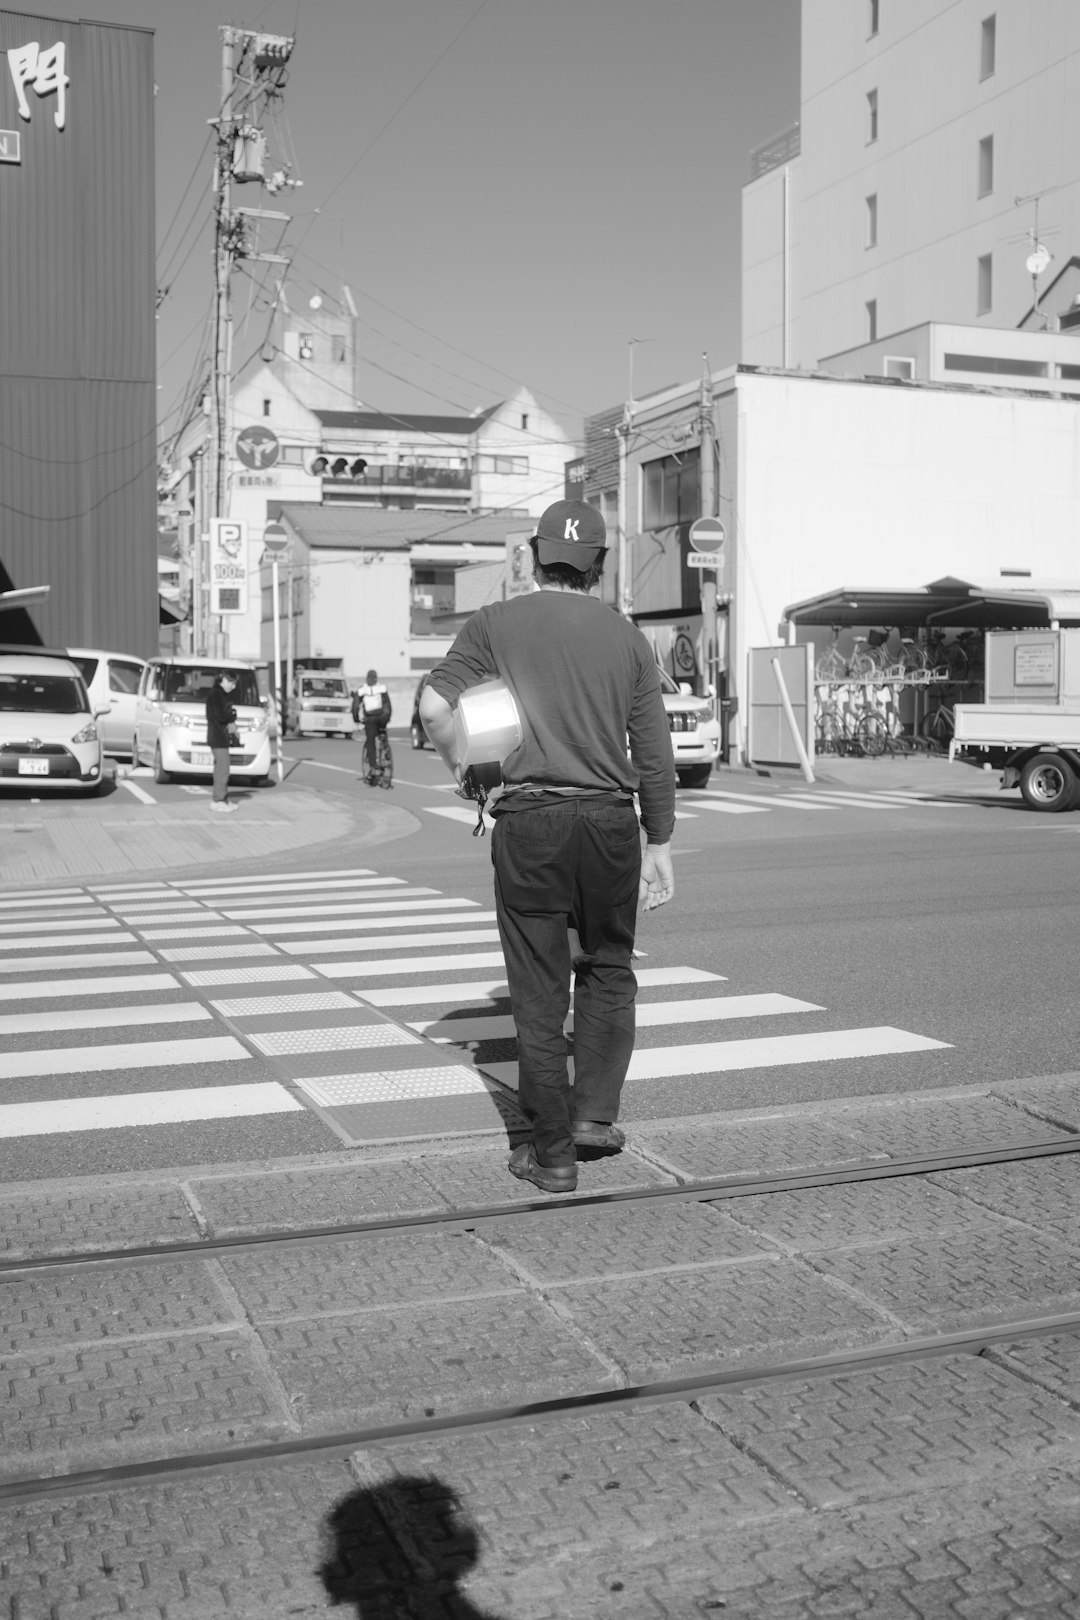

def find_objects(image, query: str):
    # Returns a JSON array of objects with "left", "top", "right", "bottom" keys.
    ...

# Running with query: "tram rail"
[{"left": 3, "top": 1130, "right": 1078, "bottom": 1508}]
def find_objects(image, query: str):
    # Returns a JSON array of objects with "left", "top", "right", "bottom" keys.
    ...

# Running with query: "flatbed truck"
[{"left": 951, "top": 628, "right": 1080, "bottom": 811}]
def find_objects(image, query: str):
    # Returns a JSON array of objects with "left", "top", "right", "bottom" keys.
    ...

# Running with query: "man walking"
[
  {"left": 421, "top": 500, "right": 675, "bottom": 1193},
  {"left": 206, "top": 669, "right": 239, "bottom": 813}
]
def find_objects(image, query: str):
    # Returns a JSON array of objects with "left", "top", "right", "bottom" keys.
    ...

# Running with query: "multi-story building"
[{"left": 743, "top": 1, "right": 1080, "bottom": 369}]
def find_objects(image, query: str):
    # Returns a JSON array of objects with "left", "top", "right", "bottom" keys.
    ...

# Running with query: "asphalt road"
[{"left": 2, "top": 730, "right": 1077, "bottom": 1182}]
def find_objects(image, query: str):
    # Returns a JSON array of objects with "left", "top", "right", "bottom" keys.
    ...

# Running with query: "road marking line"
[
  {"left": 285, "top": 757, "right": 358, "bottom": 775},
  {"left": 0, "top": 1003, "right": 212, "bottom": 1036},
  {"left": 0, "top": 894, "right": 97, "bottom": 910},
  {"left": 224, "top": 889, "right": 442, "bottom": 919},
  {"left": 412, "top": 993, "right": 824, "bottom": 1041},
  {"left": 159, "top": 942, "right": 280, "bottom": 961},
  {"left": 315, "top": 950, "right": 507, "bottom": 980},
  {"left": 356, "top": 965, "right": 724, "bottom": 1008},
  {"left": 0, "top": 932, "right": 137, "bottom": 952},
  {"left": 258, "top": 912, "right": 493, "bottom": 937},
  {"left": 212, "top": 879, "right": 409, "bottom": 905},
  {"left": 694, "top": 791, "right": 830, "bottom": 812},
  {"left": 681, "top": 797, "right": 771, "bottom": 816},
  {"left": 480, "top": 1025, "right": 950, "bottom": 1088},
  {"left": 117, "top": 777, "right": 156, "bottom": 805},
  {"left": 179, "top": 867, "right": 378, "bottom": 891},
  {"left": 0, "top": 914, "right": 113, "bottom": 934},
  {"left": 283, "top": 928, "right": 502, "bottom": 955},
  {"left": 0, "top": 1034, "right": 249, "bottom": 1080},
  {"left": 673, "top": 810, "right": 697, "bottom": 819},
  {"left": 0, "top": 1081, "right": 303, "bottom": 1138},
  {"left": 0, "top": 972, "right": 180, "bottom": 1002},
  {"left": 0, "top": 950, "right": 158, "bottom": 974}
]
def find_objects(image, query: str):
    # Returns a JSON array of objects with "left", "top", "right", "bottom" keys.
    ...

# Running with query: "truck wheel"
[{"left": 1019, "top": 753, "right": 1078, "bottom": 812}]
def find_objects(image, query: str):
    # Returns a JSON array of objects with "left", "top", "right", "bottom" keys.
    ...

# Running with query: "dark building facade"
[{"left": 0, "top": 9, "right": 156, "bottom": 653}]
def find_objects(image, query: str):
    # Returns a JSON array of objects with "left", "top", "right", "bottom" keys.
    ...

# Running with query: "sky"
[{"left": 23, "top": 0, "right": 800, "bottom": 448}]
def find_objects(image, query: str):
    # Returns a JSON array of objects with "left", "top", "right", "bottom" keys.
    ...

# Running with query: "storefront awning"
[{"left": 783, "top": 576, "right": 1080, "bottom": 630}]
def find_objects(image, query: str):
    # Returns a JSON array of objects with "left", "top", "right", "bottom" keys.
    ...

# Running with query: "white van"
[
  {"left": 133, "top": 657, "right": 272, "bottom": 785},
  {"left": 66, "top": 648, "right": 146, "bottom": 758}
]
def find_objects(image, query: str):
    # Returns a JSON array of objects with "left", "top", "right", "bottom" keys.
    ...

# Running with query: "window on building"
[
  {"left": 410, "top": 564, "right": 456, "bottom": 636},
  {"left": 884, "top": 355, "right": 914, "bottom": 379},
  {"left": 978, "top": 134, "right": 994, "bottom": 197},
  {"left": 866, "top": 88, "right": 878, "bottom": 143},
  {"left": 477, "top": 454, "right": 529, "bottom": 475},
  {"left": 980, "top": 14, "right": 996, "bottom": 79},
  {"left": 866, "top": 299, "right": 878, "bottom": 342},
  {"left": 868, "top": 0, "right": 879, "bottom": 38},
  {"left": 520, "top": 413, "right": 529, "bottom": 430},
  {"left": 977, "top": 253, "right": 993, "bottom": 314},
  {"left": 865, "top": 193, "right": 878, "bottom": 248},
  {"left": 642, "top": 447, "right": 700, "bottom": 532},
  {"left": 262, "top": 398, "right": 272, "bottom": 417}
]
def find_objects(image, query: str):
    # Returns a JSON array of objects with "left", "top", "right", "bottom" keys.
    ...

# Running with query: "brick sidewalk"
[{"left": 1, "top": 1072, "right": 1078, "bottom": 1616}]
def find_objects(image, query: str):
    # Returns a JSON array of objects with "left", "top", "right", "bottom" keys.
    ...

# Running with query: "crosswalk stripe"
[
  {"left": 358, "top": 965, "right": 724, "bottom": 1008},
  {"left": 0, "top": 1082, "right": 303, "bottom": 1138},
  {"left": 202, "top": 878, "right": 409, "bottom": 903},
  {"left": 682, "top": 797, "right": 770, "bottom": 815},
  {"left": 0, "top": 972, "right": 180, "bottom": 1002},
  {"left": 281, "top": 928, "right": 501, "bottom": 956},
  {"left": 258, "top": 912, "right": 494, "bottom": 937},
  {"left": 0, "top": 1034, "right": 249, "bottom": 1080},
  {"left": 0, "top": 931, "right": 137, "bottom": 952},
  {"left": 694, "top": 791, "right": 830, "bottom": 812},
  {"left": 0, "top": 1003, "right": 212, "bottom": 1036},
  {"left": 222, "top": 891, "right": 444, "bottom": 919},
  {"left": 315, "top": 950, "right": 507, "bottom": 980},
  {"left": 138, "top": 925, "right": 251, "bottom": 940},
  {"left": 411, "top": 992, "right": 823, "bottom": 1042},
  {"left": 0, "top": 891, "right": 91, "bottom": 908},
  {"left": 178, "top": 868, "right": 378, "bottom": 892},
  {"left": 243, "top": 896, "right": 476, "bottom": 921},
  {"left": 788, "top": 791, "right": 893, "bottom": 810},
  {"left": 0, "top": 950, "right": 156, "bottom": 973},
  {"left": 480, "top": 1025, "right": 950, "bottom": 1088},
  {"left": 0, "top": 914, "right": 116, "bottom": 934}
]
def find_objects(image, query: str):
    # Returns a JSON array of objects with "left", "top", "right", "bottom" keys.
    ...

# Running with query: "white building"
[{"left": 743, "top": 0, "right": 1080, "bottom": 369}]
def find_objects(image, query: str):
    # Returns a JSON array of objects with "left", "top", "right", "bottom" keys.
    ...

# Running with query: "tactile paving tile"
[
  {"left": 250, "top": 1024, "right": 423, "bottom": 1056},
  {"left": 182, "top": 964, "right": 316, "bottom": 986},
  {"left": 161, "top": 942, "right": 279, "bottom": 960},
  {"left": 210, "top": 991, "right": 359, "bottom": 1017},
  {"left": 297, "top": 1064, "right": 486, "bottom": 1106},
  {"left": 139, "top": 926, "right": 251, "bottom": 940}
]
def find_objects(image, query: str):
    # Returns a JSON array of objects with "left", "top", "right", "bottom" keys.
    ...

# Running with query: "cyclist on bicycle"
[{"left": 354, "top": 669, "right": 392, "bottom": 782}]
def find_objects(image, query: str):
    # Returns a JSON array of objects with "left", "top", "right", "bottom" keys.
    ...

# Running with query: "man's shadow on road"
[{"left": 319, "top": 1473, "right": 504, "bottom": 1618}]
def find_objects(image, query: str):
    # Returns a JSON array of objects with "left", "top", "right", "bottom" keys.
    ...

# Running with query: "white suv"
[
  {"left": 658, "top": 667, "right": 721, "bottom": 788},
  {"left": 133, "top": 658, "right": 272, "bottom": 785}
]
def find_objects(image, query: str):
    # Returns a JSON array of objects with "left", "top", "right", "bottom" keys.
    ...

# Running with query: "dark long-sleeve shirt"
[
  {"left": 427, "top": 590, "right": 676, "bottom": 843},
  {"left": 206, "top": 683, "right": 237, "bottom": 750}
]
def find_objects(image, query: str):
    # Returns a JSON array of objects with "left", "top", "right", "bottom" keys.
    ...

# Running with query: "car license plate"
[
  {"left": 18, "top": 757, "right": 49, "bottom": 775},
  {"left": 191, "top": 749, "right": 213, "bottom": 768}
]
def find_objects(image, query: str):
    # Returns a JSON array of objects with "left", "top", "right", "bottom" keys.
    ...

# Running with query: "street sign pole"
[{"left": 263, "top": 523, "right": 289, "bottom": 784}]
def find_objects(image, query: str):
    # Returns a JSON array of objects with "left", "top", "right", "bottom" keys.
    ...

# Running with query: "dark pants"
[
  {"left": 363, "top": 719, "right": 386, "bottom": 772},
  {"left": 491, "top": 799, "right": 641, "bottom": 1168},
  {"left": 211, "top": 747, "right": 231, "bottom": 802}
]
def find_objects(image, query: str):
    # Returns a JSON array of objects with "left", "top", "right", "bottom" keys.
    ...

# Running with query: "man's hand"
[{"left": 639, "top": 842, "right": 674, "bottom": 911}]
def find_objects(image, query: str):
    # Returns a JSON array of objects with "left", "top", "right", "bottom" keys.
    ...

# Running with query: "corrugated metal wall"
[{"left": 0, "top": 11, "right": 157, "bottom": 654}]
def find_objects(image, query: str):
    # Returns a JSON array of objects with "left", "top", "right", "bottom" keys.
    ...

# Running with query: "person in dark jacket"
[
  {"left": 421, "top": 500, "right": 675, "bottom": 1195},
  {"left": 206, "top": 671, "right": 239, "bottom": 812}
]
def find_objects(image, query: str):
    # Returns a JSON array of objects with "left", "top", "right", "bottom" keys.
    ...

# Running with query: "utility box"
[{"left": 984, "top": 629, "right": 1080, "bottom": 707}]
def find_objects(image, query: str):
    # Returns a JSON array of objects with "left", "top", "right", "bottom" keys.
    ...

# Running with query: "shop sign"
[
  {"left": 209, "top": 518, "right": 249, "bottom": 616},
  {"left": 7, "top": 41, "right": 69, "bottom": 131}
]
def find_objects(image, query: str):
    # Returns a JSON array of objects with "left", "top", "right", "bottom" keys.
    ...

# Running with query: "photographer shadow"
[{"left": 319, "top": 1473, "right": 504, "bottom": 1618}]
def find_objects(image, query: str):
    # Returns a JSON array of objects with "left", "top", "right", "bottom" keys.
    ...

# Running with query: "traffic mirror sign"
[{"left": 689, "top": 517, "right": 725, "bottom": 551}]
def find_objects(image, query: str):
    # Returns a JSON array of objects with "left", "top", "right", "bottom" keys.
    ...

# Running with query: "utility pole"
[
  {"left": 204, "top": 25, "right": 297, "bottom": 657},
  {"left": 697, "top": 353, "right": 719, "bottom": 711}
]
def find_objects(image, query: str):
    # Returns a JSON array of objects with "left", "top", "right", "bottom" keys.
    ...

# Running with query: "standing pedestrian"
[
  {"left": 206, "top": 670, "right": 239, "bottom": 813},
  {"left": 420, "top": 500, "right": 675, "bottom": 1193},
  {"left": 355, "top": 669, "right": 392, "bottom": 783}
]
